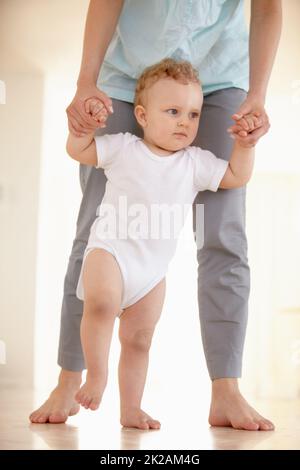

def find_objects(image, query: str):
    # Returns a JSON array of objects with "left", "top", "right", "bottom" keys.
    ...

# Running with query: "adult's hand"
[
  {"left": 66, "top": 82, "right": 114, "bottom": 137},
  {"left": 227, "top": 95, "right": 270, "bottom": 147}
]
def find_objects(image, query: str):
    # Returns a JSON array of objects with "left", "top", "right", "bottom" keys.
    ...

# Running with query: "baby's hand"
[
  {"left": 228, "top": 112, "right": 263, "bottom": 139},
  {"left": 237, "top": 113, "right": 262, "bottom": 136},
  {"left": 227, "top": 112, "right": 264, "bottom": 148},
  {"left": 231, "top": 112, "right": 263, "bottom": 137},
  {"left": 84, "top": 97, "right": 108, "bottom": 128}
]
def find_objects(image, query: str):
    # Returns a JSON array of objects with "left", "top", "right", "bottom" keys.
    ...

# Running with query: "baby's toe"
[
  {"left": 81, "top": 396, "right": 91, "bottom": 408},
  {"left": 90, "top": 398, "right": 100, "bottom": 410}
]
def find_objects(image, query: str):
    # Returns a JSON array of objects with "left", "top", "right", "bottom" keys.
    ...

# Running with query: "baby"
[{"left": 66, "top": 58, "right": 258, "bottom": 430}]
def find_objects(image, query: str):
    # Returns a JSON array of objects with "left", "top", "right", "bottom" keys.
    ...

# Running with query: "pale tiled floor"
[{"left": 1, "top": 387, "right": 300, "bottom": 450}]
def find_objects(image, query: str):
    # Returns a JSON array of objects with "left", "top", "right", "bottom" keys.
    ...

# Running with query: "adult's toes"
[
  {"left": 235, "top": 419, "right": 259, "bottom": 431},
  {"left": 139, "top": 421, "right": 150, "bottom": 430},
  {"left": 30, "top": 414, "right": 41, "bottom": 423},
  {"left": 246, "top": 419, "right": 260, "bottom": 430},
  {"left": 148, "top": 420, "right": 161, "bottom": 429},
  {"left": 265, "top": 420, "right": 275, "bottom": 430},
  {"left": 48, "top": 411, "right": 67, "bottom": 423},
  {"left": 37, "top": 414, "right": 49, "bottom": 423},
  {"left": 257, "top": 419, "right": 274, "bottom": 431},
  {"left": 29, "top": 412, "right": 39, "bottom": 423}
]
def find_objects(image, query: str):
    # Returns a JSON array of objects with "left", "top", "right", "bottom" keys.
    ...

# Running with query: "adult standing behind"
[{"left": 30, "top": 0, "right": 282, "bottom": 430}]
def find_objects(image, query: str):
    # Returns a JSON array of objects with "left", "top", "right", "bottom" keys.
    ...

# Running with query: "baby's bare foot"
[
  {"left": 75, "top": 375, "right": 106, "bottom": 410},
  {"left": 120, "top": 407, "right": 161, "bottom": 430},
  {"left": 29, "top": 376, "right": 81, "bottom": 424}
]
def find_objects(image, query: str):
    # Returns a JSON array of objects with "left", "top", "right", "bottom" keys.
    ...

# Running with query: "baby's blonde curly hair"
[{"left": 134, "top": 58, "right": 201, "bottom": 109}]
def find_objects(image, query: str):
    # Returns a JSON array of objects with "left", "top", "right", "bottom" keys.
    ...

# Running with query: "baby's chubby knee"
[
  {"left": 84, "top": 291, "right": 121, "bottom": 317},
  {"left": 119, "top": 327, "right": 154, "bottom": 352}
]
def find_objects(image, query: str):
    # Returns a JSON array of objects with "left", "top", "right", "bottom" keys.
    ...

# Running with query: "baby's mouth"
[{"left": 173, "top": 132, "right": 187, "bottom": 137}]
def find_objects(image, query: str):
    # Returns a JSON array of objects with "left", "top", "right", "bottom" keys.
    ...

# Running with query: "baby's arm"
[
  {"left": 219, "top": 140, "right": 255, "bottom": 189},
  {"left": 219, "top": 112, "right": 258, "bottom": 189},
  {"left": 66, "top": 129, "right": 98, "bottom": 166}
]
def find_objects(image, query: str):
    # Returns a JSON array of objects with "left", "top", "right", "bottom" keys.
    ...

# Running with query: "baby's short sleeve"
[
  {"left": 189, "top": 146, "right": 229, "bottom": 192},
  {"left": 94, "top": 132, "right": 133, "bottom": 170}
]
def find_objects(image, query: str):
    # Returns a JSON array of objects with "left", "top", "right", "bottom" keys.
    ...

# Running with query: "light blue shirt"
[{"left": 97, "top": 0, "right": 249, "bottom": 102}]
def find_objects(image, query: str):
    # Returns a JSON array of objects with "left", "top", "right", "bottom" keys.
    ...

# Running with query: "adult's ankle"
[
  {"left": 211, "top": 377, "right": 240, "bottom": 395},
  {"left": 58, "top": 369, "right": 82, "bottom": 387}
]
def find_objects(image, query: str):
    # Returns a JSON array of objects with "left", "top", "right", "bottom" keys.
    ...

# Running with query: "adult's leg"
[
  {"left": 30, "top": 98, "right": 141, "bottom": 424},
  {"left": 193, "top": 88, "right": 274, "bottom": 430},
  {"left": 193, "top": 88, "right": 249, "bottom": 380}
]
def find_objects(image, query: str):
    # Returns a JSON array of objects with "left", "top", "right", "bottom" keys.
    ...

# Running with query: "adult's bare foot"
[
  {"left": 29, "top": 370, "right": 82, "bottom": 424},
  {"left": 209, "top": 378, "right": 275, "bottom": 431}
]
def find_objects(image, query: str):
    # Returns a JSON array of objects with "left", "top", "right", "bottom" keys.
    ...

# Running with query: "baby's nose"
[{"left": 177, "top": 119, "right": 189, "bottom": 127}]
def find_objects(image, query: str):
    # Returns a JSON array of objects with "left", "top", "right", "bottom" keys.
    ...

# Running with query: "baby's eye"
[
  {"left": 191, "top": 112, "right": 200, "bottom": 119},
  {"left": 167, "top": 109, "right": 178, "bottom": 115}
]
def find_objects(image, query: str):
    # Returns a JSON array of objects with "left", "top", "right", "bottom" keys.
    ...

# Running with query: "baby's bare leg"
[
  {"left": 118, "top": 278, "right": 166, "bottom": 430},
  {"left": 75, "top": 248, "right": 122, "bottom": 410}
]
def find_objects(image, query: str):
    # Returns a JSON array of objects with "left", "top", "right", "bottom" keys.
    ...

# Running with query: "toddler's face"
[{"left": 135, "top": 77, "right": 203, "bottom": 152}]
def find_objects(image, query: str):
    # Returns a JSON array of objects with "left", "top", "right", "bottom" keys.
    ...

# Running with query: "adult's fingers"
[
  {"left": 69, "top": 110, "right": 97, "bottom": 134},
  {"left": 249, "top": 122, "right": 271, "bottom": 141},
  {"left": 68, "top": 106, "right": 98, "bottom": 133},
  {"left": 67, "top": 100, "right": 99, "bottom": 130},
  {"left": 69, "top": 109, "right": 106, "bottom": 132},
  {"left": 68, "top": 117, "right": 85, "bottom": 137},
  {"left": 228, "top": 123, "right": 247, "bottom": 135},
  {"left": 70, "top": 105, "right": 97, "bottom": 129}
]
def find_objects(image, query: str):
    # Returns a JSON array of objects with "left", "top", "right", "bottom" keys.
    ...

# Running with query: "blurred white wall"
[
  {"left": 0, "top": 0, "right": 300, "bottom": 402},
  {"left": 0, "top": 0, "right": 87, "bottom": 388},
  {"left": 0, "top": 68, "right": 42, "bottom": 387}
]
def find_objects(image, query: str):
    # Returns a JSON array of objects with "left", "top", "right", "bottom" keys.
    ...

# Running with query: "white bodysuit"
[{"left": 76, "top": 132, "right": 228, "bottom": 316}]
